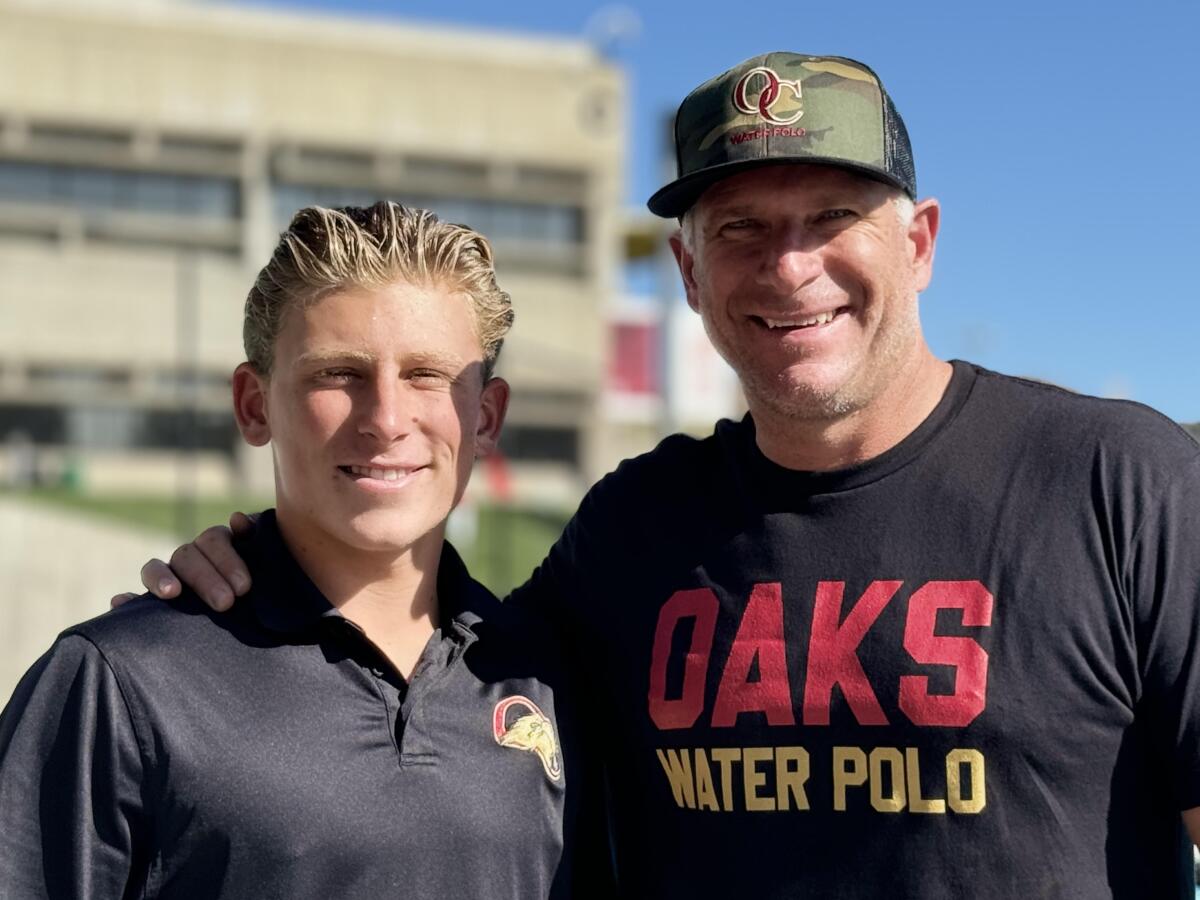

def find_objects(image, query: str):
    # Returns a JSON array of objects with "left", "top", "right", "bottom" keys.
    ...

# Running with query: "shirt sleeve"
[
  {"left": 0, "top": 633, "right": 147, "bottom": 898},
  {"left": 507, "top": 488, "right": 624, "bottom": 895},
  {"left": 1129, "top": 455, "right": 1200, "bottom": 810},
  {"left": 506, "top": 493, "right": 591, "bottom": 623},
  {"left": 506, "top": 456, "right": 634, "bottom": 627}
]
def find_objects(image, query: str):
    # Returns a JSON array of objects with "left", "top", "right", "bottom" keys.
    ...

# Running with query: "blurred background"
[{"left": 0, "top": 0, "right": 1196, "bottom": 704}]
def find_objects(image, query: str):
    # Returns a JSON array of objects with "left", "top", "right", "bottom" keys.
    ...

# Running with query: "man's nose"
[
  {"left": 759, "top": 229, "right": 823, "bottom": 293},
  {"left": 358, "top": 375, "right": 413, "bottom": 441}
]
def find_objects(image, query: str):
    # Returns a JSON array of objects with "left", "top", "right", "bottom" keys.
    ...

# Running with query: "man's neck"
[
  {"left": 752, "top": 352, "right": 954, "bottom": 472},
  {"left": 275, "top": 516, "right": 443, "bottom": 679}
]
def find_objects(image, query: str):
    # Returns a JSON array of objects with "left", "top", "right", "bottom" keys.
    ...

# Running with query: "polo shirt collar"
[{"left": 243, "top": 509, "right": 488, "bottom": 644}]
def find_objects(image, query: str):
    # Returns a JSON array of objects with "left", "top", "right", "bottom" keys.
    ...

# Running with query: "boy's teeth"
[{"left": 349, "top": 466, "right": 407, "bottom": 481}]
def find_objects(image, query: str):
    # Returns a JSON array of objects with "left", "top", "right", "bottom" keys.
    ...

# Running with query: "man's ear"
[
  {"left": 908, "top": 197, "right": 941, "bottom": 293},
  {"left": 232, "top": 362, "right": 271, "bottom": 447},
  {"left": 669, "top": 228, "right": 702, "bottom": 313},
  {"left": 473, "top": 376, "right": 510, "bottom": 458}
]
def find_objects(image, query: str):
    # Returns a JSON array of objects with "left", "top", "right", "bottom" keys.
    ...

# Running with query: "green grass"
[
  {"left": 2, "top": 487, "right": 272, "bottom": 539},
  {"left": 461, "top": 504, "right": 570, "bottom": 597},
  {"left": 4, "top": 487, "right": 570, "bottom": 599}
]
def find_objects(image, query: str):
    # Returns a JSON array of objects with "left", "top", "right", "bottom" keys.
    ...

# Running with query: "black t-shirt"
[
  {"left": 515, "top": 361, "right": 1200, "bottom": 899},
  {"left": 0, "top": 511, "right": 591, "bottom": 899}
]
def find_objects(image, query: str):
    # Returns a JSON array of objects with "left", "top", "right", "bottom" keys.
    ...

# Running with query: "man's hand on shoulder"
[
  {"left": 110, "top": 511, "right": 258, "bottom": 611},
  {"left": 1184, "top": 807, "right": 1200, "bottom": 849}
]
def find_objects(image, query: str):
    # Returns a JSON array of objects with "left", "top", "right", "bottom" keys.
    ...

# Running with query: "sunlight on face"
[
  {"left": 250, "top": 280, "right": 504, "bottom": 561},
  {"left": 683, "top": 166, "right": 927, "bottom": 422}
]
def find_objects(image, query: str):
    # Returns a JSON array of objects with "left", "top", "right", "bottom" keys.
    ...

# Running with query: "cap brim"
[{"left": 646, "top": 156, "right": 913, "bottom": 219}]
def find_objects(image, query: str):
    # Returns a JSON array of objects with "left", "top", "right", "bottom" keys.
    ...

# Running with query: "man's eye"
[
  {"left": 818, "top": 209, "right": 855, "bottom": 222},
  {"left": 718, "top": 219, "right": 760, "bottom": 235}
]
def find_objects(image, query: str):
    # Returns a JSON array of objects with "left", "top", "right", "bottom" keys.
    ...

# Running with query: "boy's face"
[{"left": 233, "top": 279, "right": 507, "bottom": 559}]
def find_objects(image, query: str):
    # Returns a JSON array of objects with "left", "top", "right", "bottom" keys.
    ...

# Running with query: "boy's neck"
[{"left": 275, "top": 513, "right": 444, "bottom": 679}]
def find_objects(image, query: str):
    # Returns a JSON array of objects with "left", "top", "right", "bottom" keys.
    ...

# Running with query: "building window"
[
  {"left": 271, "top": 182, "right": 585, "bottom": 273},
  {"left": 0, "top": 403, "right": 237, "bottom": 453},
  {"left": 272, "top": 183, "right": 381, "bottom": 223},
  {"left": 0, "top": 160, "right": 239, "bottom": 220},
  {"left": 405, "top": 156, "right": 488, "bottom": 185},
  {"left": 272, "top": 183, "right": 581, "bottom": 241},
  {"left": 515, "top": 165, "right": 588, "bottom": 195},
  {"left": 498, "top": 424, "right": 578, "bottom": 466}
]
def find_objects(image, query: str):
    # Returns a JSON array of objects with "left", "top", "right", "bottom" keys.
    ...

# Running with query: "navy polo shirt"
[{"left": 0, "top": 511, "right": 587, "bottom": 898}]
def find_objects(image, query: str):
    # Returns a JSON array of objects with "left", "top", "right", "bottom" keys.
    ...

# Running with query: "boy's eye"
[
  {"left": 410, "top": 369, "right": 452, "bottom": 385},
  {"left": 311, "top": 368, "right": 362, "bottom": 386}
]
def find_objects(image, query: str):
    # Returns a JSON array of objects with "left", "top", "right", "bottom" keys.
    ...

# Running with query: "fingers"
[
  {"left": 191, "top": 524, "right": 253, "bottom": 606},
  {"left": 164, "top": 540, "right": 234, "bottom": 611},
  {"left": 125, "top": 517, "right": 257, "bottom": 613},
  {"left": 154, "top": 525, "right": 245, "bottom": 612},
  {"left": 110, "top": 591, "right": 143, "bottom": 609},
  {"left": 139, "top": 558, "right": 181, "bottom": 599},
  {"left": 130, "top": 517, "right": 256, "bottom": 613},
  {"left": 229, "top": 510, "right": 257, "bottom": 536},
  {"left": 158, "top": 540, "right": 230, "bottom": 611},
  {"left": 116, "top": 557, "right": 181, "bottom": 608},
  {"left": 198, "top": 523, "right": 252, "bottom": 596}
]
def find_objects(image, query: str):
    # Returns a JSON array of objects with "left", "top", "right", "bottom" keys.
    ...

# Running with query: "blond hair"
[{"left": 245, "top": 202, "right": 514, "bottom": 379}]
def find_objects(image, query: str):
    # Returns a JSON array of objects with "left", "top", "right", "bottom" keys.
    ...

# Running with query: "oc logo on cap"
[{"left": 732, "top": 66, "right": 803, "bottom": 126}]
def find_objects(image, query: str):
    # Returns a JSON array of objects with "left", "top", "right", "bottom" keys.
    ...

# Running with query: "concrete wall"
[{"left": 0, "top": 496, "right": 176, "bottom": 704}]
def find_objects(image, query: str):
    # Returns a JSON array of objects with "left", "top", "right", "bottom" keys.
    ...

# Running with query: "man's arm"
[
  {"left": 113, "top": 512, "right": 257, "bottom": 610},
  {"left": 0, "top": 635, "right": 146, "bottom": 896},
  {"left": 1131, "top": 449, "right": 1200, "bottom": 844},
  {"left": 1183, "top": 808, "right": 1200, "bottom": 847}
]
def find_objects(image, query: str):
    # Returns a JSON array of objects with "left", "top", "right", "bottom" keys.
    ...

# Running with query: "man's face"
[
  {"left": 234, "top": 279, "right": 507, "bottom": 559},
  {"left": 673, "top": 164, "right": 938, "bottom": 421}
]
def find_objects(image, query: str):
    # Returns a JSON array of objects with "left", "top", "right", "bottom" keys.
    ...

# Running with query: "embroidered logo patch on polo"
[{"left": 493, "top": 695, "right": 562, "bottom": 782}]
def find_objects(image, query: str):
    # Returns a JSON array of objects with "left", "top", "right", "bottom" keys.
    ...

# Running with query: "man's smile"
[{"left": 749, "top": 306, "right": 851, "bottom": 335}]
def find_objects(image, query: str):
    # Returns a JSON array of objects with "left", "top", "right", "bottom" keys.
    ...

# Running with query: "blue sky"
[{"left": 248, "top": 0, "right": 1199, "bottom": 422}]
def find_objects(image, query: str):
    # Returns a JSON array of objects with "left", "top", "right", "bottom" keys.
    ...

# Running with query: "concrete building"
[
  {"left": 0, "top": 0, "right": 624, "bottom": 504},
  {"left": 605, "top": 209, "right": 743, "bottom": 465}
]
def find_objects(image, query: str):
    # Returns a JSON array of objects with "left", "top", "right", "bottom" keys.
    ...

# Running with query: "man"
[
  {"left": 132, "top": 53, "right": 1200, "bottom": 897},
  {"left": 0, "top": 203, "right": 591, "bottom": 897}
]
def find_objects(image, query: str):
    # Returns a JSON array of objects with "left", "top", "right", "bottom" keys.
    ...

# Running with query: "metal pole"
[
  {"left": 175, "top": 250, "right": 198, "bottom": 538},
  {"left": 656, "top": 110, "right": 678, "bottom": 439}
]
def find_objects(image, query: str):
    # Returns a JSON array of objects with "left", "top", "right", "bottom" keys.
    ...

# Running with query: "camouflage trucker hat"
[{"left": 647, "top": 51, "right": 916, "bottom": 218}]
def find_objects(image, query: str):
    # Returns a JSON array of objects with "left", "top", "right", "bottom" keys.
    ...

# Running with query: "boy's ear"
[
  {"left": 474, "top": 377, "right": 510, "bottom": 458},
  {"left": 232, "top": 362, "right": 271, "bottom": 447}
]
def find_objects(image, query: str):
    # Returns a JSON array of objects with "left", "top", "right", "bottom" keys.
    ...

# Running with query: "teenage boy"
[{"left": 0, "top": 203, "right": 589, "bottom": 898}]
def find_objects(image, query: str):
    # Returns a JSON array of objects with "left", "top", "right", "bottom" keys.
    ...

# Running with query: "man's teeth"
[
  {"left": 763, "top": 311, "right": 837, "bottom": 329},
  {"left": 347, "top": 465, "right": 410, "bottom": 481}
]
